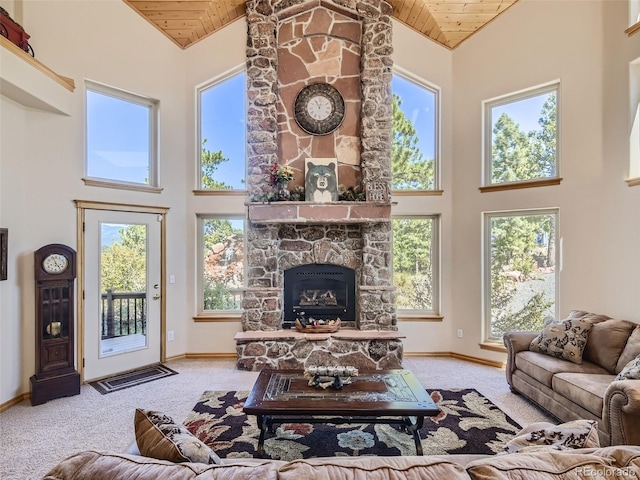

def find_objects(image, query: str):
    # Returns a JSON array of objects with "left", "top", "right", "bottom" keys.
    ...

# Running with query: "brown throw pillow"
[
  {"left": 530, "top": 318, "right": 593, "bottom": 364},
  {"left": 582, "top": 319, "right": 637, "bottom": 373},
  {"left": 134, "top": 408, "right": 221, "bottom": 464},
  {"left": 501, "top": 420, "right": 600, "bottom": 454}
]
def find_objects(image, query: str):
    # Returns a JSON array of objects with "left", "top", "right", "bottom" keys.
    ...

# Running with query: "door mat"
[
  {"left": 183, "top": 389, "right": 521, "bottom": 460},
  {"left": 89, "top": 364, "right": 178, "bottom": 395}
]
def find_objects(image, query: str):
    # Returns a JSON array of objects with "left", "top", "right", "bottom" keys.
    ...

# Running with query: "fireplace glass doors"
[{"left": 283, "top": 264, "right": 355, "bottom": 328}]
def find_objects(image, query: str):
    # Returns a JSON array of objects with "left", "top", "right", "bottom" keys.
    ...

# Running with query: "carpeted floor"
[
  {"left": 0, "top": 357, "right": 555, "bottom": 480},
  {"left": 183, "top": 388, "right": 521, "bottom": 460}
]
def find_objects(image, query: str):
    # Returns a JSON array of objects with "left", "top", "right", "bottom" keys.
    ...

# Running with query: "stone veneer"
[{"left": 237, "top": 0, "right": 399, "bottom": 371}]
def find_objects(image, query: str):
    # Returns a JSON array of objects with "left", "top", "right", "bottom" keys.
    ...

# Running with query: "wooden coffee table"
[{"left": 243, "top": 369, "right": 439, "bottom": 456}]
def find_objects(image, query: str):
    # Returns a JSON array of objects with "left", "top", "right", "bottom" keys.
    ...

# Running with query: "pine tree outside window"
[
  {"left": 484, "top": 210, "right": 558, "bottom": 342},
  {"left": 391, "top": 72, "right": 438, "bottom": 191},
  {"left": 393, "top": 216, "right": 439, "bottom": 315},
  {"left": 484, "top": 83, "right": 559, "bottom": 186}
]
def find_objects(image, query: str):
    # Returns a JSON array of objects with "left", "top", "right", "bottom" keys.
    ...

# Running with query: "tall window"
[
  {"left": 198, "top": 70, "right": 246, "bottom": 190},
  {"left": 630, "top": 58, "right": 640, "bottom": 182},
  {"left": 85, "top": 81, "right": 158, "bottom": 187},
  {"left": 484, "top": 84, "right": 559, "bottom": 186},
  {"left": 484, "top": 210, "right": 558, "bottom": 342},
  {"left": 392, "top": 216, "right": 439, "bottom": 314},
  {"left": 391, "top": 72, "right": 438, "bottom": 190},
  {"left": 198, "top": 216, "right": 245, "bottom": 312}
]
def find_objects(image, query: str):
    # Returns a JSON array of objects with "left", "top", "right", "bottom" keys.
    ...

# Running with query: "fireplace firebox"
[{"left": 283, "top": 264, "right": 356, "bottom": 329}]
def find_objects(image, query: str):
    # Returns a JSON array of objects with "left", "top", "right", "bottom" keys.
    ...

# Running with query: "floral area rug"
[{"left": 183, "top": 389, "right": 521, "bottom": 461}]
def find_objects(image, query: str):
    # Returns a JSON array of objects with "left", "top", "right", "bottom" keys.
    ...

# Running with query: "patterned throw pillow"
[
  {"left": 501, "top": 420, "right": 600, "bottom": 454},
  {"left": 615, "top": 354, "right": 640, "bottom": 380},
  {"left": 529, "top": 318, "right": 593, "bottom": 364},
  {"left": 134, "top": 409, "right": 221, "bottom": 464}
]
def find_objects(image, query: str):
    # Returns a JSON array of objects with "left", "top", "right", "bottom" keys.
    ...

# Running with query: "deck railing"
[{"left": 101, "top": 289, "right": 146, "bottom": 339}]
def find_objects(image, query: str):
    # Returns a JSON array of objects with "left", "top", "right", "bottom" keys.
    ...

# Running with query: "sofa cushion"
[
  {"left": 582, "top": 319, "right": 637, "bottom": 373},
  {"left": 616, "top": 326, "right": 640, "bottom": 373},
  {"left": 277, "top": 456, "right": 471, "bottom": 480},
  {"left": 501, "top": 420, "right": 600, "bottom": 454},
  {"left": 515, "top": 351, "right": 609, "bottom": 388},
  {"left": 551, "top": 374, "right": 613, "bottom": 417},
  {"left": 134, "top": 409, "right": 221, "bottom": 465},
  {"left": 43, "top": 450, "right": 282, "bottom": 480},
  {"left": 466, "top": 448, "right": 640, "bottom": 480},
  {"left": 616, "top": 354, "right": 640, "bottom": 381},
  {"left": 565, "top": 310, "right": 610, "bottom": 323},
  {"left": 529, "top": 317, "right": 593, "bottom": 364}
]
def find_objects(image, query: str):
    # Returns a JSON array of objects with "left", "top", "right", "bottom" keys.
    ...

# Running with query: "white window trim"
[
  {"left": 84, "top": 80, "right": 159, "bottom": 189},
  {"left": 482, "top": 208, "right": 560, "bottom": 343},
  {"left": 195, "top": 65, "right": 247, "bottom": 192},
  {"left": 393, "top": 214, "right": 441, "bottom": 316},
  {"left": 391, "top": 66, "right": 441, "bottom": 191},
  {"left": 196, "top": 214, "right": 246, "bottom": 316},
  {"left": 482, "top": 81, "right": 560, "bottom": 187}
]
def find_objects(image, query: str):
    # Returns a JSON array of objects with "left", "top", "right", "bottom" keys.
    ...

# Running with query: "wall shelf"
[{"left": 0, "top": 35, "right": 74, "bottom": 115}]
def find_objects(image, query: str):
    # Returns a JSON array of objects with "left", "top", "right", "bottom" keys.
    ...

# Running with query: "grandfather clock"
[{"left": 30, "top": 244, "right": 80, "bottom": 406}]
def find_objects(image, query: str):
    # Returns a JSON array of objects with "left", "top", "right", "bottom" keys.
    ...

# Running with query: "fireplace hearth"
[{"left": 283, "top": 264, "right": 356, "bottom": 329}]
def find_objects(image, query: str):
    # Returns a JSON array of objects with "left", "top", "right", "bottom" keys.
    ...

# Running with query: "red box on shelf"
[{"left": 0, "top": 7, "right": 34, "bottom": 56}]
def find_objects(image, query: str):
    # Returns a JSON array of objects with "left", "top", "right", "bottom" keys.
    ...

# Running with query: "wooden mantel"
[{"left": 247, "top": 201, "right": 393, "bottom": 224}]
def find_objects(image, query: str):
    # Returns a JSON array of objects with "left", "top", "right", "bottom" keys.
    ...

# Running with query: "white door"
[{"left": 83, "top": 209, "right": 162, "bottom": 381}]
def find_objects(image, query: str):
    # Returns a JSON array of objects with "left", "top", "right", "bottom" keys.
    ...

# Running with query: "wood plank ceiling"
[{"left": 124, "top": 0, "right": 518, "bottom": 50}]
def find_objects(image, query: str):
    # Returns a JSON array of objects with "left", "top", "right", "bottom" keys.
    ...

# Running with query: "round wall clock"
[{"left": 294, "top": 83, "right": 345, "bottom": 135}]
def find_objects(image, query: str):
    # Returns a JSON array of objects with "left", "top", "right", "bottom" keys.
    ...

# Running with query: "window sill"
[
  {"left": 193, "top": 189, "right": 247, "bottom": 196},
  {"left": 392, "top": 190, "right": 444, "bottom": 196},
  {"left": 626, "top": 21, "right": 640, "bottom": 36},
  {"left": 83, "top": 178, "right": 163, "bottom": 193},
  {"left": 479, "top": 177, "right": 562, "bottom": 193},
  {"left": 626, "top": 177, "right": 640, "bottom": 187},
  {"left": 479, "top": 342, "right": 507, "bottom": 353},
  {"left": 397, "top": 313, "right": 443, "bottom": 322},
  {"left": 193, "top": 313, "right": 242, "bottom": 322}
]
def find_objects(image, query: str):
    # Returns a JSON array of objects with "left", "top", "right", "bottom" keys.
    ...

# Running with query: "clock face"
[
  {"left": 42, "top": 253, "right": 69, "bottom": 274},
  {"left": 294, "top": 83, "right": 345, "bottom": 135},
  {"left": 307, "top": 95, "right": 332, "bottom": 121}
]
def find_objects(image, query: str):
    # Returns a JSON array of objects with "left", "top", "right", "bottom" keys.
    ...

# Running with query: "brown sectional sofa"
[
  {"left": 504, "top": 310, "right": 640, "bottom": 446},
  {"left": 43, "top": 446, "right": 640, "bottom": 480}
]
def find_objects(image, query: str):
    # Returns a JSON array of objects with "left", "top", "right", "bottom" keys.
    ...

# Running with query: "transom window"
[
  {"left": 484, "top": 83, "right": 559, "bottom": 186},
  {"left": 198, "top": 216, "right": 245, "bottom": 313},
  {"left": 85, "top": 81, "right": 158, "bottom": 187},
  {"left": 392, "top": 216, "right": 439, "bottom": 315},
  {"left": 198, "top": 70, "right": 246, "bottom": 190},
  {"left": 391, "top": 72, "right": 438, "bottom": 191},
  {"left": 484, "top": 210, "right": 558, "bottom": 342}
]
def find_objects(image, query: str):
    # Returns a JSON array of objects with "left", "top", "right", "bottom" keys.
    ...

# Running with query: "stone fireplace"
[{"left": 234, "top": 0, "right": 404, "bottom": 371}]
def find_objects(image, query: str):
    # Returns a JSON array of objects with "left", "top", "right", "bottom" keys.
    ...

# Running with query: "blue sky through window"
[
  {"left": 200, "top": 72, "right": 246, "bottom": 189},
  {"left": 392, "top": 75, "right": 436, "bottom": 160},
  {"left": 86, "top": 90, "right": 152, "bottom": 184}
]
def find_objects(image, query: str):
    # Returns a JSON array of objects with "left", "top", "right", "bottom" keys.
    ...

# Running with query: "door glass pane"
[{"left": 100, "top": 222, "right": 148, "bottom": 356}]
